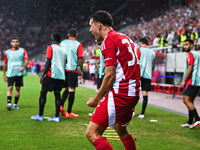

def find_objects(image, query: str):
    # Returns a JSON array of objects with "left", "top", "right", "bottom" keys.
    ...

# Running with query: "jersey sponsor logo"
[
  {"left": 10, "top": 61, "right": 22, "bottom": 66},
  {"left": 104, "top": 57, "right": 112, "bottom": 61}
]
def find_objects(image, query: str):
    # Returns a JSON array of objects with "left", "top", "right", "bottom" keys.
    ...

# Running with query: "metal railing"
[{"left": 150, "top": 43, "right": 200, "bottom": 53}]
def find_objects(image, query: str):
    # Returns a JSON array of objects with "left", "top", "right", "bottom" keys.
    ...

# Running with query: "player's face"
[
  {"left": 11, "top": 39, "right": 20, "bottom": 49},
  {"left": 89, "top": 18, "right": 104, "bottom": 43},
  {"left": 183, "top": 41, "right": 193, "bottom": 52}
]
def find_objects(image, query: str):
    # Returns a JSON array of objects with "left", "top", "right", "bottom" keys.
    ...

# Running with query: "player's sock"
[
  {"left": 190, "top": 109, "right": 200, "bottom": 122},
  {"left": 141, "top": 96, "right": 148, "bottom": 114},
  {"left": 61, "top": 90, "right": 68, "bottom": 107},
  {"left": 188, "top": 110, "right": 194, "bottom": 124},
  {"left": 54, "top": 92, "right": 61, "bottom": 117},
  {"left": 7, "top": 96, "right": 12, "bottom": 103},
  {"left": 39, "top": 91, "right": 47, "bottom": 116},
  {"left": 120, "top": 134, "right": 137, "bottom": 150},
  {"left": 93, "top": 137, "right": 113, "bottom": 150},
  {"left": 14, "top": 97, "right": 19, "bottom": 105},
  {"left": 68, "top": 92, "right": 75, "bottom": 113}
]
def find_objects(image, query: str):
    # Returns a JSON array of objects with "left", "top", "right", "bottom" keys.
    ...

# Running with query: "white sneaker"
[
  {"left": 6, "top": 103, "right": 12, "bottom": 110},
  {"left": 48, "top": 116, "right": 60, "bottom": 122},
  {"left": 189, "top": 121, "right": 200, "bottom": 129},
  {"left": 132, "top": 112, "right": 135, "bottom": 117},
  {"left": 13, "top": 104, "right": 19, "bottom": 110},
  {"left": 88, "top": 113, "right": 93, "bottom": 116},
  {"left": 138, "top": 114, "right": 145, "bottom": 119},
  {"left": 181, "top": 123, "right": 191, "bottom": 128}
]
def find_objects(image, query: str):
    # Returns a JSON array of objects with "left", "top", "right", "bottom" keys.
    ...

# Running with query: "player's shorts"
[
  {"left": 42, "top": 75, "right": 64, "bottom": 92},
  {"left": 141, "top": 77, "right": 151, "bottom": 91},
  {"left": 91, "top": 89, "right": 139, "bottom": 129},
  {"left": 63, "top": 72, "right": 78, "bottom": 88},
  {"left": 183, "top": 84, "right": 200, "bottom": 98},
  {"left": 7, "top": 76, "right": 23, "bottom": 87}
]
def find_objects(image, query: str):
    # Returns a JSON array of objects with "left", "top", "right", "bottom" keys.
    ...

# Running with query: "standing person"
[
  {"left": 31, "top": 59, "right": 35, "bottom": 74},
  {"left": 89, "top": 63, "right": 96, "bottom": 82},
  {"left": 87, "top": 10, "right": 140, "bottom": 150},
  {"left": 31, "top": 33, "right": 67, "bottom": 122},
  {"left": 180, "top": 39, "right": 200, "bottom": 129},
  {"left": 166, "top": 31, "right": 174, "bottom": 46},
  {"left": 153, "top": 34, "right": 160, "bottom": 46},
  {"left": 36, "top": 60, "right": 40, "bottom": 76},
  {"left": 3, "top": 37, "right": 29, "bottom": 110},
  {"left": 135, "top": 38, "right": 155, "bottom": 119},
  {"left": 179, "top": 30, "right": 187, "bottom": 45},
  {"left": 60, "top": 28, "right": 83, "bottom": 117}
]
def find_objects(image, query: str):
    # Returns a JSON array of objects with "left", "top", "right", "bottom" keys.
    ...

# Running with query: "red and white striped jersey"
[{"left": 101, "top": 30, "right": 140, "bottom": 97}]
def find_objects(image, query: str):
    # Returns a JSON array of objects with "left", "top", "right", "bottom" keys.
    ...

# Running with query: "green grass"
[{"left": 0, "top": 72, "right": 199, "bottom": 150}]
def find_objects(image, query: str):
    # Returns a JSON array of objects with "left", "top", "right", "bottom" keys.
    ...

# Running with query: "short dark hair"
[
  {"left": 139, "top": 38, "right": 148, "bottom": 45},
  {"left": 90, "top": 10, "right": 113, "bottom": 26},
  {"left": 68, "top": 28, "right": 77, "bottom": 37},
  {"left": 51, "top": 33, "right": 61, "bottom": 43},
  {"left": 11, "top": 37, "right": 19, "bottom": 42},
  {"left": 184, "top": 39, "right": 194, "bottom": 45}
]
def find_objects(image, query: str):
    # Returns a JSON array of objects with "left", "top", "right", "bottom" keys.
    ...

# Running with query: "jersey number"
[{"left": 122, "top": 39, "right": 139, "bottom": 66}]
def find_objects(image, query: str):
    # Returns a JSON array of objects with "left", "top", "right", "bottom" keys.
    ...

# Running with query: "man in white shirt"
[{"left": 89, "top": 63, "right": 96, "bottom": 82}]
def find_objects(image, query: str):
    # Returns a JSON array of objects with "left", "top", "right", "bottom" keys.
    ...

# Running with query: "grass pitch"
[{"left": 0, "top": 72, "right": 199, "bottom": 150}]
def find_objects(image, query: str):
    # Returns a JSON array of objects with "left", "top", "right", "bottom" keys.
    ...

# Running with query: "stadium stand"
[
  {"left": 0, "top": 0, "right": 200, "bottom": 80},
  {"left": 83, "top": 1, "right": 200, "bottom": 58}
]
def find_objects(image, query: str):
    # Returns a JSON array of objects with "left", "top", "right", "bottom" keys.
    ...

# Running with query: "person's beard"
[{"left": 185, "top": 47, "right": 190, "bottom": 52}]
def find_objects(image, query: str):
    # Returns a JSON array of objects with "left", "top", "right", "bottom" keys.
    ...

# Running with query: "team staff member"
[
  {"left": 31, "top": 33, "right": 67, "bottom": 122},
  {"left": 180, "top": 39, "right": 200, "bottom": 129},
  {"left": 134, "top": 38, "right": 155, "bottom": 119},
  {"left": 87, "top": 10, "right": 140, "bottom": 150},
  {"left": 3, "top": 37, "right": 29, "bottom": 110},
  {"left": 60, "top": 28, "right": 83, "bottom": 117}
]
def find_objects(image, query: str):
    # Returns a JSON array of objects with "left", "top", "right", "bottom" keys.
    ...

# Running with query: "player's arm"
[
  {"left": 180, "top": 64, "right": 193, "bottom": 88},
  {"left": 19, "top": 49, "right": 29, "bottom": 72},
  {"left": 42, "top": 59, "right": 51, "bottom": 77},
  {"left": 180, "top": 53, "right": 194, "bottom": 88},
  {"left": 3, "top": 53, "right": 8, "bottom": 82},
  {"left": 3, "top": 62, "right": 7, "bottom": 82},
  {"left": 78, "top": 57, "right": 83, "bottom": 72},
  {"left": 78, "top": 44, "right": 83, "bottom": 76},
  {"left": 40, "top": 46, "right": 52, "bottom": 84},
  {"left": 19, "top": 59, "right": 28, "bottom": 72},
  {"left": 87, "top": 65, "right": 116, "bottom": 107},
  {"left": 40, "top": 59, "right": 51, "bottom": 84}
]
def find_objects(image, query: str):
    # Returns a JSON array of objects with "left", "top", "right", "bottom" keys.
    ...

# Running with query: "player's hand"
[
  {"left": 87, "top": 97, "right": 99, "bottom": 108},
  {"left": 19, "top": 67, "right": 24, "bottom": 72},
  {"left": 40, "top": 76, "right": 45, "bottom": 84},
  {"left": 180, "top": 81, "right": 185, "bottom": 89},
  {"left": 3, "top": 74, "right": 7, "bottom": 82}
]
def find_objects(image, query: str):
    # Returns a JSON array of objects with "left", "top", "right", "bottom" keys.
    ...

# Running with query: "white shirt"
[{"left": 89, "top": 64, "right": 95, "bottom": 74}]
